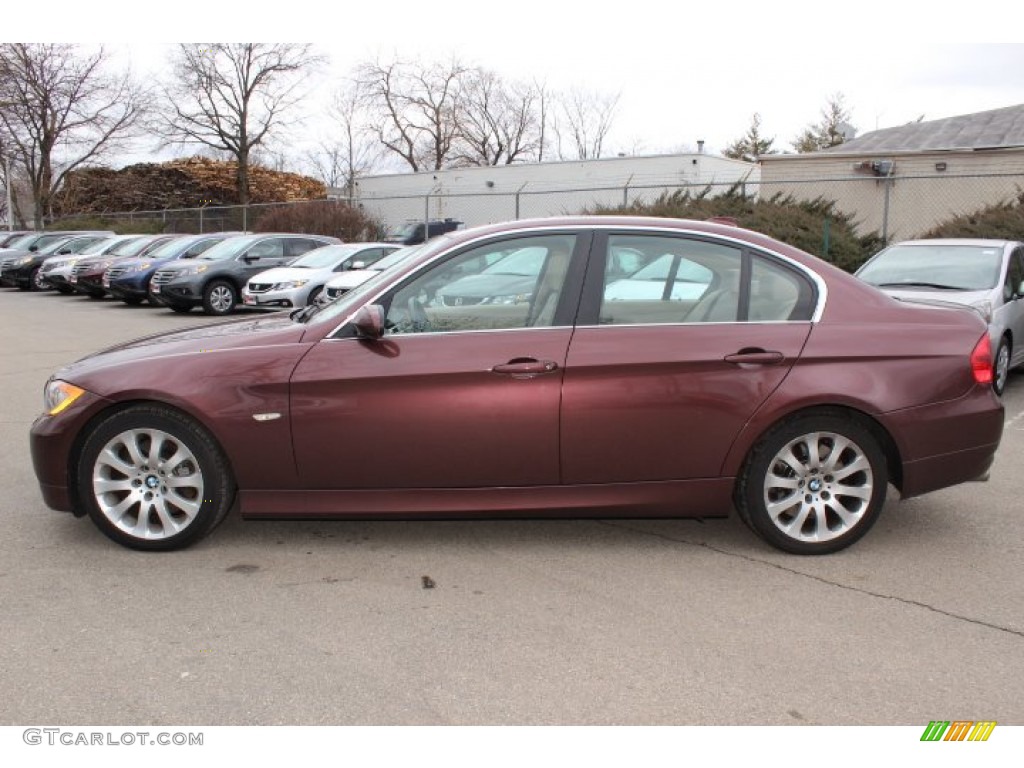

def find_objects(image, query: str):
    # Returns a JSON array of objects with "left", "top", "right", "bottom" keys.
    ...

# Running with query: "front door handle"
[
  {"left": 491, "top": 358, "right": 559, "bottom": 377},
  {"left": 724, "top": 348, "right": 785, "bottom": 366}
]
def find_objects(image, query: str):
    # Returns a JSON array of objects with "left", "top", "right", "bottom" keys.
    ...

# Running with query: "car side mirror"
[
  {"left": 352, "top": 304, "right": 385, "bottom": 340},
  {"left": 242, "top": 254, "right": 259, "bottom": 264}
]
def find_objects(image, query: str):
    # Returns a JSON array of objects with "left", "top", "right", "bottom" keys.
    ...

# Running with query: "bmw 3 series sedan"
[{"left": 30, "top": 217, "right": 1004, "bottom": 554}]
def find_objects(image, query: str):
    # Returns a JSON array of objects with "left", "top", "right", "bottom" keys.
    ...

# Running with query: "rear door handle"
[
  {"left": 724, "top": 348, "right": 785, "bottom": 366},
  {"left": 491, "top": 358, "right": 559, "bottom": 377}
]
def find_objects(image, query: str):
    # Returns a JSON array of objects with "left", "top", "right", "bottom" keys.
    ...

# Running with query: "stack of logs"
[{"left": 54, "top": 156, "right": 327, "bottom": 215}]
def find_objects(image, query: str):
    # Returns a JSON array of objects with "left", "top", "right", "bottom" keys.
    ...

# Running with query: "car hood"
[
  {"left": 250, "top": 266, "right": 324, "bottom": 284},
  {"left": 874, "top": 286, "right": 992, "bottom": 307},
  {"left": 57, "top": 315, "right": 305, "bottom": 392},
  {"left": 326, "top": 268, "right": 380, "bottom": 289}
]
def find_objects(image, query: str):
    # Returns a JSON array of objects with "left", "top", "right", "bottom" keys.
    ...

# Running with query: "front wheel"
[
  {"left": 202, "top": 280, "right": 237, "bottom": 315},
  {"left": 76, "top": 405, "right": 236, "bottom": 550},
  {"left": 735, "top": 414, "right": 888, "bottom": 555},
  {"left": 993, "top": 336, "right": 1011, "bottom": 396}
]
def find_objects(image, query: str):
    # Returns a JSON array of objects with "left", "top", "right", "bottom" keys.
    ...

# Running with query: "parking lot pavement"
[{"left": 0, "top": 287, "right": 1022, "bottom": 725}]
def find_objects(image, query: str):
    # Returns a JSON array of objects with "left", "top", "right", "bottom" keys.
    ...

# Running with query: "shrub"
[
  {"left": 591, "top": 185, "right": 882, "bottom": 272},
  {"left": 253, "top": 200, "right": 386, "bottom": 242},
  {"left": 922, "top": 190, "right": 1024, "bottom": 240}
]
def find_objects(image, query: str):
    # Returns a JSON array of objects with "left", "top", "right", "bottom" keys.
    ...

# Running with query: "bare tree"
[
  {"left": 160, "top": 43, "right": 324, "bottom": 206},
  {"left": 453, "top": 70, "right": 541, "bottom": 166},
  {"left": 0, "top": 43, "right": 148, "bottom": 227},
  {"left": 357, "top": 57, "right": 468, "bottom": 171},
  {"left": 303, "top": 83, "right": 383, "bottom": 196},
  {"left": 556, "top": 86, "right": 620, "bottom": 160}
]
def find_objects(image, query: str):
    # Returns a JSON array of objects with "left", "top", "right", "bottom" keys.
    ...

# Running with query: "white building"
[{"left": 331, "top": 152, "right": 760, "bottom": 231}]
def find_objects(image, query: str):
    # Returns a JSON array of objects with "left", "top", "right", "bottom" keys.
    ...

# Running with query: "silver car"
[
  {"left": 242, "top": 242, "right": 400, "bottom": 309},
  {"left": 856, "top": 238, "right": 1024, "bottom": 395}
]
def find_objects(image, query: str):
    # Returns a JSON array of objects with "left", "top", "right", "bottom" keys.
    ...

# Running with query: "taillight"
[{"left": 971, "top": 334, "right": 993, "bottom": 385}]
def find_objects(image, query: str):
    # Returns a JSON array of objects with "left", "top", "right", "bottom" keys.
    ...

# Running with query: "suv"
[
  {"left": 149, "top": 233, "right": 340, "bottom": 315},
  {"left": 386, "top": 219, "right": 462, "bottom": 245},
  {"left": 0, "top": 233, "right": 113, "bottom": 290}
]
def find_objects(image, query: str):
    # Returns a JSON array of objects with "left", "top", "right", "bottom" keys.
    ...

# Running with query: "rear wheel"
[
  {"left": 993, "top": 336, "right": 1011, "bottom": 396},
  {"left": 76, "top": 406, "right": 236, "bottom": 550},
  {"left": 736, "top": 413, "right": 888, "bottom": 554},
  {"left": 202, "top": 280, "right": 237, "bottom": 315}
]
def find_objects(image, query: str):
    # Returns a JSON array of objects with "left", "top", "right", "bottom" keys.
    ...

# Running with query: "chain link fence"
[{"left": 44, "top": 171, "right": 1024, "bottom": 248}]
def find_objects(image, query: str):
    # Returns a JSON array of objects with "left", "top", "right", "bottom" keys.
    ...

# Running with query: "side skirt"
[{"left": 240, "top": 478, "right": 735, "bottom": 520}]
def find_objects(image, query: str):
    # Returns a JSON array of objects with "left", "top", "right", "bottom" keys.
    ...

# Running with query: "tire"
[
  {"left": 30, "top": 267, "right": 46, "bottom": 292},
  {"left": 76, "top": 405, "right": 236, "bottom": 551},
  {"left": 993, "top": 336, "right": 1011, "bottom": 396},
  {"left": 735, "top": 413, "right": 888, "bottom": 555},
  {"left": 168, "top": 303, "right": 193, "bottom": 314},
  {"left": 306, "top": 285, "right": 323, "bottom": 306},
  {"left": 202, "top": 280, "right": 237, "bottom": 315}
]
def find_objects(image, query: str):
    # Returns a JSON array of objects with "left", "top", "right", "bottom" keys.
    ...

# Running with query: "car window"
[
  {"left": 384, "top": 234, "right": 578, "bottom": 334},
  {"left": 245, "top": 239, "right": 284, "bottom": 260},
  {"left": 598, "top": 235, "right": 813, "bottom": 325},
  {"left": 599, "top": 235, "right": 735, "bottom": 324},
  {"left": 1003, "top": 248, "right": 1024, "bottom": 302},
  {"left": 285, "top": 238, "right": 324, "bottom": 258}
]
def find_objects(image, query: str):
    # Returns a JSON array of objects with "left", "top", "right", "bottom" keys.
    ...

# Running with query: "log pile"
[{"left": 54, "top": 156, "right": 327, "bottom": 215}]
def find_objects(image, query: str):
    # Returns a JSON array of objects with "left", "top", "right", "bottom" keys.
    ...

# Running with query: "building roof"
[{"left": 825, "top": 103, "right": 1024, "bottom": 153}]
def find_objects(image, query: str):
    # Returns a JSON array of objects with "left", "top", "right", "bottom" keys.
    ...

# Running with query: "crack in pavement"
[{"left": 597, "top": 520, "right": 1024, "bottom": 639}]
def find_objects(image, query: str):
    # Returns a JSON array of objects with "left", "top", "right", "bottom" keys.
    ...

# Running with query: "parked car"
[
  {"left": 71, "top": 235, "right": 181, "bottom": 299},
  {"left": 856, "top": 238, "right": 1024, "bottom": 395},
  {"left": 386, "top": 218, "right": 462, "bottom": 245},
  {"left": 0, "top": 233, "right": 114, "bottom": 291},
  {"left": 41, "top": 236, "right": 147, "bottom": 293},
  {"left": 242, "top": 242, "right": 400, "bottom": 309},
  {"left": 318, "top": 246, "right": 422, "bottom": 304},
  {"left": 105, "top": 233, "right": 242, "bottom": 305},
  {"left": 148, "top": 233, "right": 340, "bottom": 315},
  {"left": 0, "top": 231, "right": 33, "bottom": 248},
  {"left": 31, "top": 216, "right": 1003, "bottom": 554}
]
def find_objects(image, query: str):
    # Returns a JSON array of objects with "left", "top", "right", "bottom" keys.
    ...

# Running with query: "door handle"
[
  {"left": 724, "top": 348, "right": 785, "bottom": 366},
  {"left": 491, "top": 358, "right": 559, "bottom": 377}
]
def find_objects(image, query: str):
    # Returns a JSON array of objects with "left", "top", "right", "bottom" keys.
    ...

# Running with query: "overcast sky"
[{"left": 11, "top": 1, "right": 1024, "bottom": 170}]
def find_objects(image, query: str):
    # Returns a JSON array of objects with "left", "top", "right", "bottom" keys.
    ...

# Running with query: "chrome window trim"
[{"left": 323, "top": 223, "right": 828, "bottom": 339}]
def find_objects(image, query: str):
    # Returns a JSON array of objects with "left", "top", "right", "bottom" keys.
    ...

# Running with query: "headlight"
[
  {"left": 128, "top": 263, "right": 151, "bottom": 273},
  {"left": 481, "top": 293, "right": 529, "bottom": 305},
  {"left": 18, "top": 256, "right": 34, "bottom": 264},
  {"left": 272, "top": 280, "right": 309, "bottom": 290},
  {"left": 43, "top": 380, "right": 85, "bottom": 416},
  {"left": 971, "top": 300, "right": 993, "bottom": 324}
]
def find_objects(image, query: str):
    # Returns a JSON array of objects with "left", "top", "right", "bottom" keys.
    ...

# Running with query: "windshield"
[
  {"left": 144, "top": 235, "right": 205, "bottom": 260},
  {"left": 5, "top": 233, "right": 37, "bottom": 249},
  {"left": 108, "top": 237, "right": 159, "bottom": 258},
  {"left": 858, "top": 244, "right": 1004, "bottom": 291},
  {"left": 37, "top": 237, "right": 75, "bottom": 255},
  {"left": 368, "top": 246, "right": 418, "bottom": 272},
  {"left": 291, "top": 244, "right": 363, "bottom": 269},
  {"left": 195, "top": 235, "right": 260, "bottom": 261}
]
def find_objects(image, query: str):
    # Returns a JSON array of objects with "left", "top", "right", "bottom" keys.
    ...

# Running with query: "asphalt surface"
[{"left": 0, "top": 287, "right": 1021, "bottom": 725}]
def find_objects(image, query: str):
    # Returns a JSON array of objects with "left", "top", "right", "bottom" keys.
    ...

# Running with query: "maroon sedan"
[{"left": 30, "top": 217, "right": 1004, "bottom": 553}]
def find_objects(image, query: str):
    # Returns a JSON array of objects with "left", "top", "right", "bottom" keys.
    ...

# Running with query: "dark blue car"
[{"left": 104, "top": 233, "right": 243, "bottom": 305}]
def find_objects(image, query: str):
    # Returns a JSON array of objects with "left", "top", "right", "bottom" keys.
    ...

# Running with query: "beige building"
[{"left": 760, "top": 104, "right": 1024, "bottom": 240}]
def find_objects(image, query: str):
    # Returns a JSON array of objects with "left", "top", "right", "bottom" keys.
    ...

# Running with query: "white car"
[
  {"left": 318, "top": 246, "right": 421, "bottom": 304},
  {"left": 604, "top": 252, "right": 713, "bottom": 301},
  {"left": 242, "top": 242, "right": 399, "bottom": 309}
]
